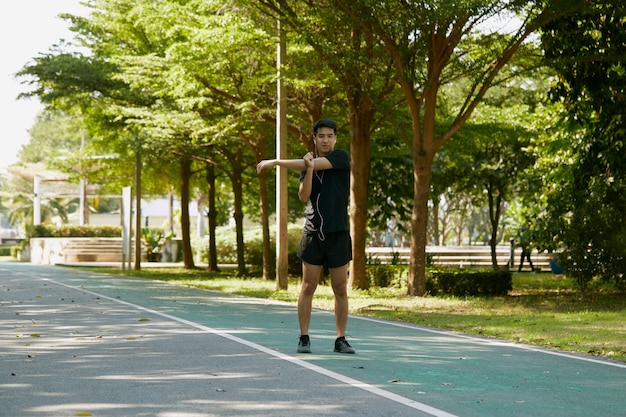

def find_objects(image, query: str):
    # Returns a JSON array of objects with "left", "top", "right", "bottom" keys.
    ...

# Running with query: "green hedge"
[
  {"left": 192, "top": 225, "right": 303, "bottom": 274},
  {"left": 366, "top": 264, "right": 407, "bottom": 288},
  {"left": 29, "top": 224, "right": 122, "bottom": 238},
  {"left": 356, "top": 259, "right": 513, "bottom": 296},
  {"left": 428, "top": 268, "right": 512, "bottom": 296}
]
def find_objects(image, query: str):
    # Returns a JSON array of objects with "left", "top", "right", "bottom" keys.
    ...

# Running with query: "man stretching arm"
[{"left": 256, "top": 118, "right": 355, "bottom": 354}]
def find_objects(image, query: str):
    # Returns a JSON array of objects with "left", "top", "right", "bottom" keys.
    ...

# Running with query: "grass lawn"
[{"left": 66, "top": 265, "right": 626, "bottom": 364}]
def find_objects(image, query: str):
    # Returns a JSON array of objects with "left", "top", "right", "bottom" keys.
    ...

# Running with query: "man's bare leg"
[
  {"left": 329, "top": 263, "right": 349, "bottom": 336},
  {"left": 298, "top": 262, "right": 322, "bottom": 336},
  {"left": 330, "top": 263, "right": 355, "bottom": 353}
]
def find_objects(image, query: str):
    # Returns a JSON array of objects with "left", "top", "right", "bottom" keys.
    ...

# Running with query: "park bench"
[
  {"left": 29, "top": 237, "right": 146, "bottom": 265},
  {"left": 366, "top": 245, "right": 553, "bottom": 271}
]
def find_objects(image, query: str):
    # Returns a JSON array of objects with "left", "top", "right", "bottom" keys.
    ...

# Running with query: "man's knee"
[
  {"left": 331, "top": 279, "right": 348, "bottom": 297},
  {"left": 301, "top": 282, "right": 317, "bottom": 297}
]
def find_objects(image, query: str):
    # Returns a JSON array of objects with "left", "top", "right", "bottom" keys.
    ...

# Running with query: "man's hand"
[
  {"left": 256, "top": 159, "right": 275, "bottom": 174},
  {"left": 303, "top": 151, "right": 315, "bottom": 169}
]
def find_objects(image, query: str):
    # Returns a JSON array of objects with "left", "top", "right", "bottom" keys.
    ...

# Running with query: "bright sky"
[{"left": 0, "top": 0, "right": 86, "bottom": 172}]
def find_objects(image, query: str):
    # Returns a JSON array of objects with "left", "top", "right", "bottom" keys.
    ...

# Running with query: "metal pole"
[
  {"left": 79, "top": 131, "right": 86, "bottom": 225},
  {"left": 134, "top": 149, "right": 142, "bottom": 270},
  {"left": 510, "top": 238, "right": 515, "bottom": 270},
  {"left": 122, "top": 186, "right": 132, "bottom": 271},
  {"left": 79, "top": 179, "right": 86, "bottom": 225},
  {"left": 33, "top": 176, "right": 41, "bottom": 225}
]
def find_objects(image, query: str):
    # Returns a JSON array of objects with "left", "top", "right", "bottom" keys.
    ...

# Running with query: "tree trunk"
[
  {"left": 206, "top": 164, "right": 219, "bottom": 272},
  {"left": 258, "top": 167, "right": 273, "bottom": 280},
  {"left": 231, "top": 155, "right": 247, "bottom": 276},
  {"left": 406, "top": 79, "right": 439, "bottom": 296},
  {"left": 347, "top": 111, "right": 372, "bottom": 290},
  {"left": 432, "top": 198, "right": 440, "bottom": 246},
  {"left": 487, "top": 181, "right": 504, "bottom": 269},
  {"left": 408, "top": 152, "right": 433, "bottom": 296},
  {"left": 180, "top": 156, "right": 195, "bottom": 269}
]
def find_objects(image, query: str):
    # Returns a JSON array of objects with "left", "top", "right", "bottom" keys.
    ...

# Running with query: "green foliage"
[
  {"left": 434, "top": 108, "right": 538, "bottom": 249},
  {"left": 365, "top": 251, "right": 408, "bottom": 288},
  {"left": 366, "top": 264, "right": 407, "bottom": 288},
  {"left": 428, "top": 268, "right": 513, "bottom": 296},
  {"left": 535, "top": 1, "right": 626, "bottom": 288},
  {"left": 141, "top": 227, "right": 172, "bottom": 255},
  {"left": 14, "top": 0, "right": 597, "bottom": 294},
  {"left": 28, "top": 224, "right": 122, "bottom": 238},
  {"left": 18, "top": 110, "right": 84, "bottom": 165},
  {"left": 10, "top": 246, "right": 22, "bottom": 258},
  {"left": 193, "top": 225, "right": 303, "bottom": 272},
  {"left": 368, "top": 154, "right": 413, "bottom": 234},
  {"left": 5, "top": 177, "right": 78, "bottom": 229}
]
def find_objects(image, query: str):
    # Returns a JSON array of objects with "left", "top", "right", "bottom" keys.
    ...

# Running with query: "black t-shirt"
[{"left": 299, "top": 149, "right": 350, "bottom": 236}]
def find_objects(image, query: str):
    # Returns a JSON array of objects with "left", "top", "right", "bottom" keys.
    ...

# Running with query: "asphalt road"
[{"left": 1, "top": 262, "right": 625, "bottom": 417}]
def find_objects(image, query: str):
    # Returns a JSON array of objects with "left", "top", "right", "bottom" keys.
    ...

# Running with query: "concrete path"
[{"left": 1, "top": 262, "right": 624, "bottom": 417}]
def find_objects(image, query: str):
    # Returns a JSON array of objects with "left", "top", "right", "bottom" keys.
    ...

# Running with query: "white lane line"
[
  {"left": 43, "top": 277, "right": 459, "bottom": 417},
  {"left": 352, "top": 315, "right": 626, "bottom": 369}
]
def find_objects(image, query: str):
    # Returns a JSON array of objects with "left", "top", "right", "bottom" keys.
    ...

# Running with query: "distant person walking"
[
  {"left": 517, "top": 226, "right": 534, "bottom": 272},
  {"left": 256, "top": 118, "right": 355, "bottom": 354}
]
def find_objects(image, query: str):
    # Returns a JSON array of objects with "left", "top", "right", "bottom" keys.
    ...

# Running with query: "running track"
[{"left": 1, "top": 263, "right": 624, "bottom": 417}]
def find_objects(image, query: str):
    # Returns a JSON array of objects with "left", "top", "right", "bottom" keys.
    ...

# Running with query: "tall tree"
[
  {"left": 170, "top": 0, "right": 281, "bottom": 276},
  {"left": 18, "top": 110, "right": 83, "bottom": 164},
  {"left": 437, "top": 110, "right": 536, "bottom": 266},
  {"left": 256, "top": 0, "right": 400, "bottom": 289},
  {"left": 334, "top": 0, "right": 586, "bottom": 294},
  {"left": 537, "top": 1, "right": 626, "bottom": 288}
]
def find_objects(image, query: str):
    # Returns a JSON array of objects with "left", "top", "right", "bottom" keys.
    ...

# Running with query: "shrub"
[
  {"left": 29, "top": 224, "right": 122, "bottom": 238},
  {"left": 428, "top": 268, "right": 512, "bottom": 296},
  {"left": 245, "top": 232, "right": 265, "bottom": 266},
  {"left": 192, "top": 224, "right": 303, "bottom": 269},
  {"left": 366, "top": 264, "right": 407, "bottom": 288},
  {"left": 288, "top": 250, "right": 303, "bottom": 276}
]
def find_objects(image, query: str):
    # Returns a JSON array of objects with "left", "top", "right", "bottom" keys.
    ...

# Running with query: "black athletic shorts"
[{"left": 297, "top": 230, "right": 352, "bottom": 268}]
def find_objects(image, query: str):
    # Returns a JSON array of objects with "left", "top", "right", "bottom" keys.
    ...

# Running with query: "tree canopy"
[
  {"left": 10, "top": 0, "right": 624, "bottom": 293},
  {"left": 535, "top": 0, "right": 626, "bottom": 288}
]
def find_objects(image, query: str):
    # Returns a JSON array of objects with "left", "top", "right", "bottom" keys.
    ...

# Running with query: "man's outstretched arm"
[
  {"left": 256, "top": 157, "right": 306, "bottom": 173},
  {"left": 256, "top": 152, "right": 333, "bottom": 174}
]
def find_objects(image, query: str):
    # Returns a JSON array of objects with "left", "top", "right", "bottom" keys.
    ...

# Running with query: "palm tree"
[{"left": 7, "top": 193, "right": 75, "bottom": 230}]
